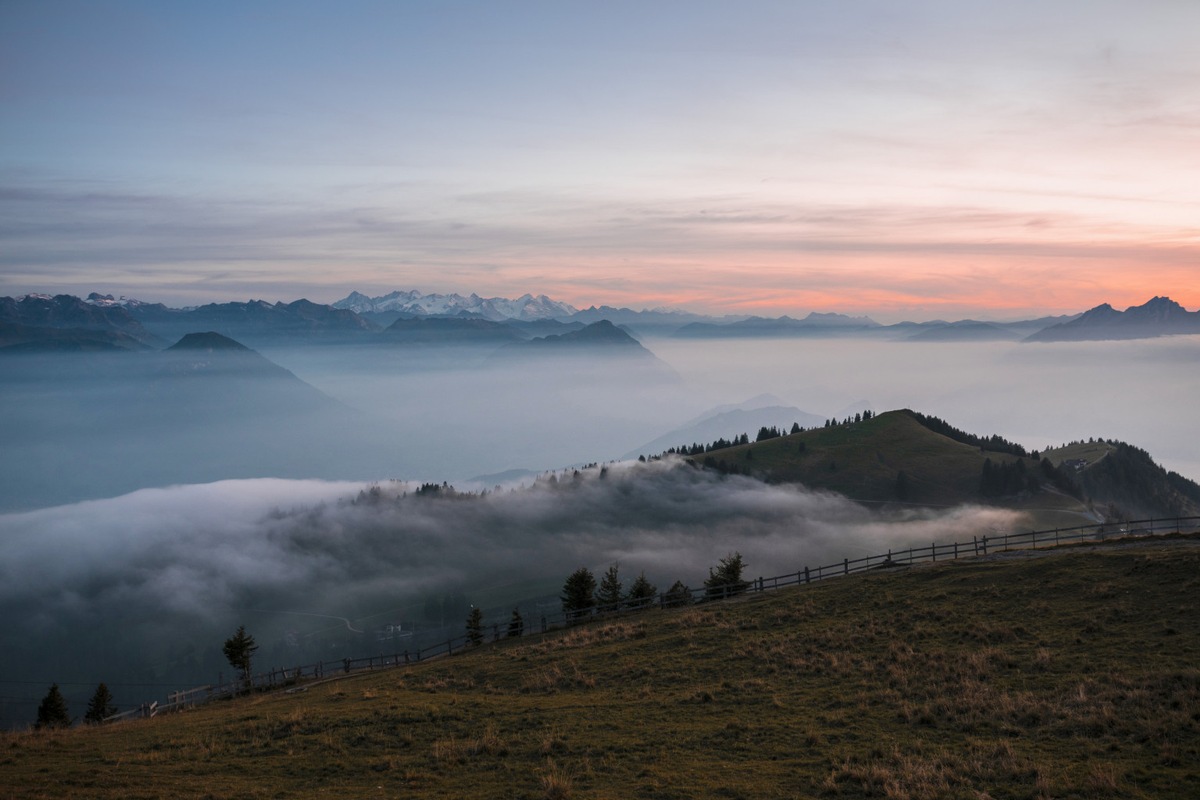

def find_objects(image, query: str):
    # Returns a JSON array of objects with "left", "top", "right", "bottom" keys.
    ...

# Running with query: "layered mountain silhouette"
[
  {"left": 0, "top": 332, "right": 391, "bottom": 511},
  {"left": 487, "top": 321, "right": 680, "bottom": 390},
  {"left": 903, "top": 320, "right": 1023, "bottom": 343},
  {"left": 167, "top": 330, "right": 251, "bottom": 352},
  {"left": 334, "top": 289, "right": 577, "bottom": 321},
  {"left": 496, "top": 320, "right": 649, "bottom": 354},
  {"left": 130, "top": 299, "right": 377, "bottom": 346},
  {"left": 10, "top": 291, "right": 1196, "bottom": 345},
  {"left": 0, "top": 294, "right": 160, "bottom": 351},
  {"left": 1026, "top": 297, "right": 1200, "bottom": 342},
  {"left": 673, "top": 312, "right": 881, "bottom": 338},
  {"left": 381, "top": 316, "right": 526, "bottom": 344}
]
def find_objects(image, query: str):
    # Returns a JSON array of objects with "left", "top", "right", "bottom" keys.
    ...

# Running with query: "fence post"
[
  {"left": 953, "top": 541, "right": 958, "bottom": 559},
  {"left": 843, "top": 558, "right": 848, "bottom": 575},
  {"left": 982, "top": 535, "right": 988, "bottom": 555},
  {"left": 804, "top": 566, "right": 810, "bottom": 584},
  {"left": 931, "top": 542, "right": 937, "bottom": 562}
]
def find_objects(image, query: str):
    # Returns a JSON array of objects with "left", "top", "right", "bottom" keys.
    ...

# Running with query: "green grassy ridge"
[
  {"left": 683, "top": 409, "right": 1200, "bottom": 526},
  {"left": 687, "top": 410, "right": 1056, "bottom": 508},
  {"left": 7, "top": 536, "right": 1200, "bottom": 799}
]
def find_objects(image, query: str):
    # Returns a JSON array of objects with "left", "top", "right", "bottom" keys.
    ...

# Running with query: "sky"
[{"left": 2, "top": 0, "right": 1198, "bottom": 320}]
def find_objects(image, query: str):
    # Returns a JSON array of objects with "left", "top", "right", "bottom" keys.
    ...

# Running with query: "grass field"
[{"left": 6, "top": 536, "right": 1199, "bottom": 799}]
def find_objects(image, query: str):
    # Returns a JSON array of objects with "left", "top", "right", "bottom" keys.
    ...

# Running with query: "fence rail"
[{"left": 105, "top": 515, "right": 1198, "bottom": 724}]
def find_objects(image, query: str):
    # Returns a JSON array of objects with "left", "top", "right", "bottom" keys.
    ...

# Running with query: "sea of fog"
[
  {"left": 650, "top": 335, "right": 1200, "bottom": 482},
  {"left": 0, "top": 334, "right": 1196, "bottom": 725},
  {"left": 262, "top": 334, "right": 1200, "bottom": 485}
]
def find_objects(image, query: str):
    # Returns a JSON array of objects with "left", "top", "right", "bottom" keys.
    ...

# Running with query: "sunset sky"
[{"left": 2, "top": 1, "right": 1197, "bottom": 321}]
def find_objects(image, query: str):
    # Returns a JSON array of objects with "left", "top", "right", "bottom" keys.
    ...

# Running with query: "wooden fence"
[{"left": 105, "top": 514, "right": 1198, "bottom": 723}]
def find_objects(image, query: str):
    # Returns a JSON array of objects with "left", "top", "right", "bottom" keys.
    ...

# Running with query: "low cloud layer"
[{"left": 0, "top": 463, "right": 1022, "bottom": 679}]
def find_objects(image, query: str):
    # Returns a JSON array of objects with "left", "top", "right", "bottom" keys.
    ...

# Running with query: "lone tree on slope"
[
  {"left": 83, "top": 682, "right": 116, "bottom": 724},
  {"left": 223, "top": 625, "right": 259, "bottom": 687},
  {"left": 36, "top": 683, "right": 71, "bottom": 729}
]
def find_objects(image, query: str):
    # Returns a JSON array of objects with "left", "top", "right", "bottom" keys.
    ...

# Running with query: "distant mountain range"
[
  {"left": 489, "top": 320, "right": 680, "bottom": 387},
  {"left": 674, "top": 312, "right": 882, "bottom": 338},
  {"left": 1025, "top": 296, "right": 1200, "bottom": 342},
  {"left": 333, "top": 290, "right": 578, "bottom": 322},
  {"left": 0, "top": 329, "right": 390, "bottom": 510},
  {"left": 3, "top": 292, "right": 1196, "bottom": 349},
  {"left": 0, "top": 293, "right": 161, "bottom": 351},
  {"left": 496, "top": 319, "right": 649, "bottom": 354}
]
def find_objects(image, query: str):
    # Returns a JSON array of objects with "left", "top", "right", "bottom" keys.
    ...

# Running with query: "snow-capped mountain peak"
[
  {"left": 332, "top": 290, "right": 578, "bottom": 321},
  {"left": 84, "top": 292, "right": 155, "bottom": 309}
]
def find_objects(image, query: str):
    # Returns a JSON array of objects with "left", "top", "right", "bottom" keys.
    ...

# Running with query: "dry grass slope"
[{"left": 5, "top": 537, "right": 1199, "bottom": 799}]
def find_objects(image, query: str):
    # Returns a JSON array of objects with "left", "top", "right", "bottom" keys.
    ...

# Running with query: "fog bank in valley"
[
  {"left": 1, "top": 336, "right": 1196, "bottom": 514},
  {"left": 0, "top": 462, "right": 1021, "bottom": 726},
  {"left": 1, "top": 332, "right": 1195, "bottom": 725}
]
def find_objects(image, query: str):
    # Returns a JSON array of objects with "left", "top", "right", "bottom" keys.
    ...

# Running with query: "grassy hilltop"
[
  {"left": 686, "top": 409, "right": 1010, "bottom": 505},
  {"left": 680, "top": 410, "right": 1200, "bottom": 528},
  {"left": 6, "top": 537, "right": 1199, "bottom": 799}
]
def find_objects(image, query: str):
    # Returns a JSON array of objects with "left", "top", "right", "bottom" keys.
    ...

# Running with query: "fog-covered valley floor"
[
  {"left": 0, "top": 334, "right": 1197, "bottom": 725},
  {"left": 261, "top": 334, "right": 1200, "bottom": 485},
  {"left": 0, "top": 461, "right": 1022, "bottom": 725}
]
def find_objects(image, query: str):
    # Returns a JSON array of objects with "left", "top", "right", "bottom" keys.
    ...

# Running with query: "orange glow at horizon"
[{"left": 488, "top": 246, "right": 1200, "bottom": 323}]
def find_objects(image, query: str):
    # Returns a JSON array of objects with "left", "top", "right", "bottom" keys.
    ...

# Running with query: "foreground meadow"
[{"left": 5, "top": 537, "right": 1199, "bottom": 799}]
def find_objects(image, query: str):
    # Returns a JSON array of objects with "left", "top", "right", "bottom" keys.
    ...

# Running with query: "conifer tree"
[
  {"left": 626, "top": 572, "right": 657, "bottom": 609},
  {"left": 664, "top": 580, "right": 693, "bottom": 607},
  {"left": 597, "top": 563, "right": 624, "bottom": 612},
  {"left": 35, "top": 683, "right": 70, "bottom": 729},
  {"left": 561, "top": 567, "right": 596, "bottom": 620},
  {"left": 704, "top": 552, "right": 749, "bottom": 600},
  {"left": 506, "top": 608, "right": 524, "bottom": 638},
  {"left": 466, "top": 606, "right": 484, "bottom": 646},
  {"left": 222, "top": 625, "right": 259, "bottom": 685},
  {"left": 83, "top": 682, "right": 116, "bottom": 724}
]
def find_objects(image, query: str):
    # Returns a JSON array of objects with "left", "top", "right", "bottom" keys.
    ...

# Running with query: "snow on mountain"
[
  {"left": 333, "top": 290, "right": 577, "bottom": 321},
  {"left": 84, "top": 292, "right": 159, "bottom": 309}
]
